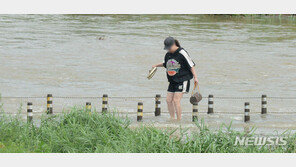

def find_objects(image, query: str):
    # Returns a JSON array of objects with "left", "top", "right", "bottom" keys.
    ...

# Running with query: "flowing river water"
[{"left": 0, "top": 15, "right": 296, "bottom": 134}]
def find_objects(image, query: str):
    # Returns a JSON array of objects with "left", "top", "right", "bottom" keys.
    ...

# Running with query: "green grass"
[{"left": 0, "top": 107, "right": 296, "bottom": 153}]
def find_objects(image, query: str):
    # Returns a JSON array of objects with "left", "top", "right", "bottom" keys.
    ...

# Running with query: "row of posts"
[
  {"left": 27, "top": 94, "right": 109, "bottom": 123},
  {"left": 244, "top": 95, "right": 267, "bottom": 122},
  {"left": 26, "top": 94, "right": 267, "bottom": 123}
]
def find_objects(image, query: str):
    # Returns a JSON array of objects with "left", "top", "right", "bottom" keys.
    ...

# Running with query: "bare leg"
[
  {"left": 166, "top": 92, "right": 175, "bottom": 119},
  {"left": 173, "top": 92, "right": 183, "bottom": 121}
]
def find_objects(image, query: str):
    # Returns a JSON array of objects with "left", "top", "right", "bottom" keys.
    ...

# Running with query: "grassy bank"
[{"left": 0, "top": 108, "right": 296, "bottom": 153}]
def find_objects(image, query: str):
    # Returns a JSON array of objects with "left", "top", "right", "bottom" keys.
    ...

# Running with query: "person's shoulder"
[
  {"left": 179, "top": 47, "right": 185, "bottom": 51},
  {"left": 165, "top": 52, "right": 170, "bottom": 57},
  {"left": 178, "top": 48, "right": 189, "bottom": 57}
]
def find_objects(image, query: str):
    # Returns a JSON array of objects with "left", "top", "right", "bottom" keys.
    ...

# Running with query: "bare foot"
[{"left": 168, "top": 117, "right": 176, "bottom": 122}]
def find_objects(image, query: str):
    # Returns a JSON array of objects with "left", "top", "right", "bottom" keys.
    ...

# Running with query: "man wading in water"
[{"left": 152, "top": 37, "right": 198, "bottom": 121}]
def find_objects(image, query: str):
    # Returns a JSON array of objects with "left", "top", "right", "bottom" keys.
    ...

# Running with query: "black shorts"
[{"left": 167, "top": 80, "right": 190, "bottom": 93}]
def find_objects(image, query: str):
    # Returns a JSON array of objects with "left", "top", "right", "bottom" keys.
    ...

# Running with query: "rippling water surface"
[{"left": 0, "top": 15, "right": 296, "bottom": 134}]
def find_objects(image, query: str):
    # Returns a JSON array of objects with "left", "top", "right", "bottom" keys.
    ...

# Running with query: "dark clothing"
[
  {"left": 163, "top": 47, "right": 195, "bottom": 83},
  {"left": 167, "top": 80, "right": 190, "bottom": 93}
]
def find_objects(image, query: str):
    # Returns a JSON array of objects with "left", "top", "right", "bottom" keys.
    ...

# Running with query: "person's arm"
[
  {"left": 179, "top": 49, "right": 198, "bottom": 84},
  {"left": 152, "top": 63, "right": 164, "bottom": 68},
  {"left": 190, "top": 66, "right": 198, "bottom": 84}
]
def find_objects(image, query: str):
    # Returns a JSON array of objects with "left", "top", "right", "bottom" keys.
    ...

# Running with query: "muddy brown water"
[{"left": 0, "top": 15, "right": 296, "bottom": 135}]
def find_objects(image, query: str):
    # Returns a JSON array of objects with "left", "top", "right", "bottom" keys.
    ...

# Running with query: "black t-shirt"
[{"left": 163, "top": 47, "right": 195, "bottom": 83}]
